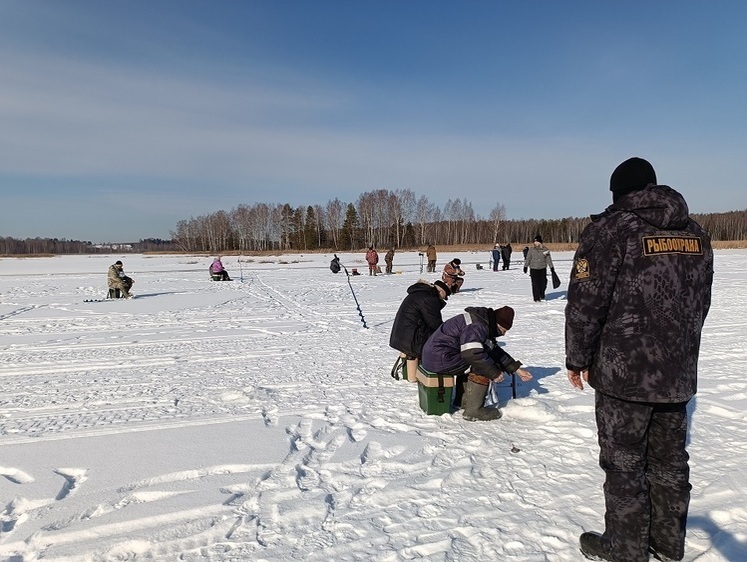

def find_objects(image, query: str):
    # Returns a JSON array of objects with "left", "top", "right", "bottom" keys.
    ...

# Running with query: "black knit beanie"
[
  {"left": 433, "top": 280, "right": 451, "bottom": 299},
  {"left": 610, "top": 157, "right": 657, "bottom": 202}
]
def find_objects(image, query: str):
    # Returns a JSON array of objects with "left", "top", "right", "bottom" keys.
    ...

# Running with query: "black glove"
[
  {"left": 550, "top": 267, "right": 555, "bottom": 272},
  {"left": 523, "top": 267, "right": 527, "bottom": 274}
]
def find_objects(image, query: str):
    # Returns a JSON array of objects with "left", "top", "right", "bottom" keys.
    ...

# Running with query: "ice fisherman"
[
  {"left": 491, "top": 244, "right": 502, "bottom": 271},
  {"left": 442, "top": 258, "right": 465, "bottom": 293},
  {"left": 209, "top": 257, "right": 231, "bottom": 281},
  {"left": 384, "top": 248, "right": 395, "bottom": 274},
  {"left": 107, "top": 260, "right": 134, "bottom": 298},
  {"left": 523, "top": 235, "right": 555, "bottom": 301},
  {"left": 389, "top": 279, "right": 451, "bottom": 379},
  {"left": 421, "top": 306, "right": 533, "bottom": 421},
  {"left": 365, "top": 246, "right": 379, "bottom": 276},
  {"left": 426, "top": 244, "right": 437, "bottom": 272}
]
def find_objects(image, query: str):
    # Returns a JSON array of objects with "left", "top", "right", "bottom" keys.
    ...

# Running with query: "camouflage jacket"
[{"left": 565, "top": 185, "right": 713, "bottom": 403}]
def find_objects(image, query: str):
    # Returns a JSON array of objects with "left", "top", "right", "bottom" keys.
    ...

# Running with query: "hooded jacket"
[
  {"left": 565, "top": 185, "right": 713, "bottom": 402},
  {"left": 210, "top": 259, "right": 225, "bottom": 273},
  {"left": 107, "top": 264, "right": 132, "bottom": 289},
  {"left": 389, "top": 281, "right": 446, "bottom": 358},
  {"left": 365, "top": 248, "right": 379, "bottom": 265},
  {"left": 421, "top": 306, "right": 521, "bottom": 378},
  {"left": 524, "top": 244, "right": 553, "bottom": 270}
]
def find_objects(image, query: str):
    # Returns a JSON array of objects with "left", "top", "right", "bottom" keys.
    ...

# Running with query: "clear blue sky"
[{"left": 1, "top": 1, "right": 745, "bottom": 243}]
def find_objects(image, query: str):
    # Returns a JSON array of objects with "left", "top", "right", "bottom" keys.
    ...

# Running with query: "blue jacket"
[{"left": 421, "top": 307, "right": 521, "bottom": 378}]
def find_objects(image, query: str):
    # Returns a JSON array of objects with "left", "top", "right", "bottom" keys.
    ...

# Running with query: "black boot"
[
  {"left": 579, "top": 532, "right": 617, "bottom": 562},
  {"left": 462, "top": 380, "right": 502, "bottom": 421}
]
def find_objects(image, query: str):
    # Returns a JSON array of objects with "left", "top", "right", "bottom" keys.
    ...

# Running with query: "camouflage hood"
[{"left": 601, "top": 185, "right": 690, "bottom": 231}]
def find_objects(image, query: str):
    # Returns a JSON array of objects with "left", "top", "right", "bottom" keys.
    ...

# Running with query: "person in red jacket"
[
  {"left": 442, "top": 258, "right": 465, "bottom": 293},
  {"left": 365, "top": 246, "right": 379, "bottom": 276}
]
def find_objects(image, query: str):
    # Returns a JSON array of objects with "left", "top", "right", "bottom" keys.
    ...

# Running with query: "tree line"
[
  {"left": 2, "top": 189, "right": 746, "bottom": 255},
  {"left": 169, "top": 189, "right": 747, "bottom": 253},
  {"left": 0, "top": 238, "right": 174, "bottom": 255}
]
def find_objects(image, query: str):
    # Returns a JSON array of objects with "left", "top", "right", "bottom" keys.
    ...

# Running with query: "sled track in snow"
[{"left": 237, "top": 272, "right": 362, "bottom": 329}]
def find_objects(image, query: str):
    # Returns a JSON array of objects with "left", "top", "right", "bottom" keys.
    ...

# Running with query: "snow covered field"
[{"left": 1, "top": 251, "right": 745, "bottom": 561}]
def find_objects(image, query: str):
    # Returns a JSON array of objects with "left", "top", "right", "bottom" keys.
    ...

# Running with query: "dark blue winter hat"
[{"left": 610, "top": 157, "right": 656, "bottom": 202}]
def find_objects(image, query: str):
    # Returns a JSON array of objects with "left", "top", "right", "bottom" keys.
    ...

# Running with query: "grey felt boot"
[{"left": 462, "top": 380, "right": 502, "bottom": 421}]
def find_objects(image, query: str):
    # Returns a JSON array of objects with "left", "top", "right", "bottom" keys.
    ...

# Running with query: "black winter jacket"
[
  {"left": 565, "top": 185, "right": 713, "bottom": 403},
  {"left": 389, "top": 282, "right": 446, "bottom": 358}
]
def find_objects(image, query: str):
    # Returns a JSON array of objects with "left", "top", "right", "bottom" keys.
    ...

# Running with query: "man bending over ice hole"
[{"left": 422, "top": 306, "right": 532, "bottom": 421}]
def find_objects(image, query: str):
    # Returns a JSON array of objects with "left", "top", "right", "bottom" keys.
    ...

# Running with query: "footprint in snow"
[
  {"left": 54, "top": 468, "right": 88, "bottom": 501},
  {"left": 0, "top": 467, "right": 34, "bottom": 485}
]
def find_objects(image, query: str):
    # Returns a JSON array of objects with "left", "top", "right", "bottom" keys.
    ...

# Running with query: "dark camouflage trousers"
[{"left": 595, "top": 391, "right": 691, "bottom": 561}]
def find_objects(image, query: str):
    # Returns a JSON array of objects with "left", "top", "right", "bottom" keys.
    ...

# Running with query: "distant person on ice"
[
  {"left": 108, "top": 260, "right": 134, "bottom": 298},
  {"left": 422, "top": 306, "right": 533, "bottom": 421},
  {"left": 501, "top": 242, "right": 512, "bottom": 270},
  {"left": 209, "top": 257, "right": 231, "bottom": 281},
  {"left": 442, "top": 258, "right": 465, "bottom": 293},
  {"left": 389, "top": 279, "right": 451, "bottom": 379},
  {"left": 426, "top": 244, "right": 437, "bottom": 272},
  {"left": 365, "top": 246, "right": 379, "bottom": 276},
  {"left": 491, "top": 244, "right": 502, "bottom": 271},
  {"left": 384, "top": 248, "right": 395, "bottom": 274},
  {"left": 523, "top": 235, "right": 555, "bottom": 301}
]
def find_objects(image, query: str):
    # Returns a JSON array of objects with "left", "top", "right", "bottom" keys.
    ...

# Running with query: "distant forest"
[{"left": 2, "top": 189, "right": 746, "bottom": 255}]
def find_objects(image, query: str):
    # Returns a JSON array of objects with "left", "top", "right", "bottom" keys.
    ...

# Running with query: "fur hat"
[
  {"left": 610, "top": 157, "right": 656, "bottom": 202},
  {"left": 533, "top": 235, "right": 543, "bottom": 244},
  {"left": 494, "top": 306, "right": 515, "bottom": 331},
  {"left": 433, "top": 280, "right": 451, "bottom": 299}
]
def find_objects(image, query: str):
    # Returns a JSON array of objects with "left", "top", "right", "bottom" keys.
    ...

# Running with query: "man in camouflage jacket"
[{"left": 565, "top": 157, "right": 713, "bottom": 562}]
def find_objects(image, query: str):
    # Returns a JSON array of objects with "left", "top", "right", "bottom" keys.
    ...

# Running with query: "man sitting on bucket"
[
  {"left": 107, "top": 260, "right": 134, "bottom": 299},
  {"left": 421, "top": 305, "right": 532, "bottom": 421}
]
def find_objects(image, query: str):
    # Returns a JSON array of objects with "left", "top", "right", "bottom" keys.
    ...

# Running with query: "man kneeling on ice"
[{"left": 421, "top": 306, "right": 532, "bottom": 421}]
